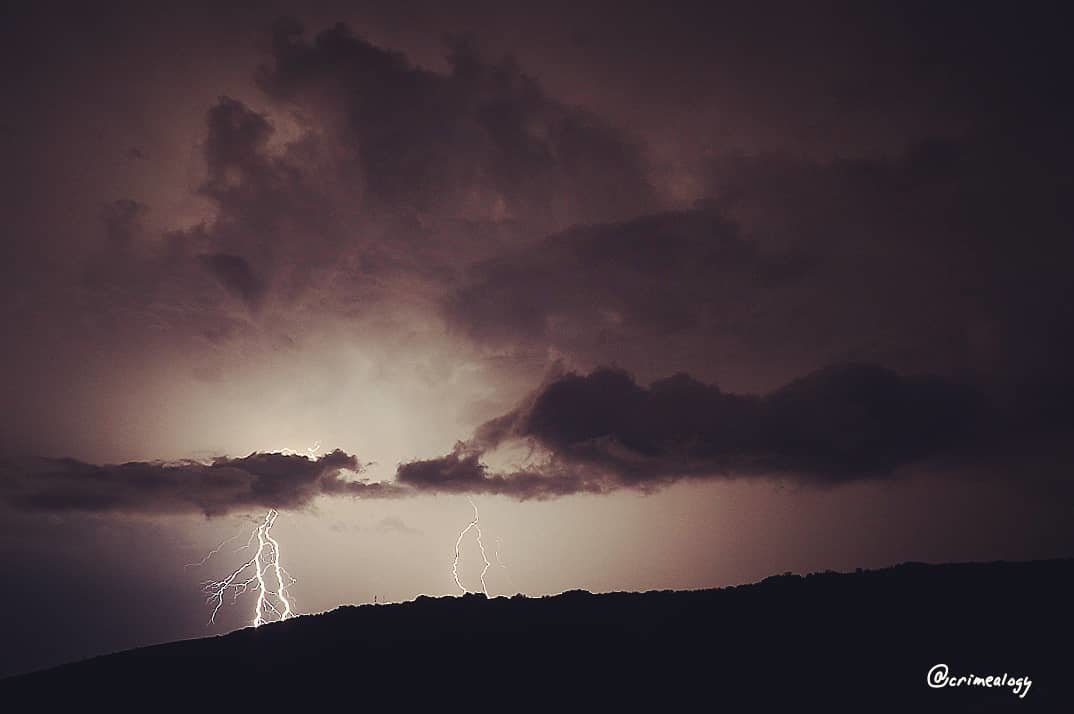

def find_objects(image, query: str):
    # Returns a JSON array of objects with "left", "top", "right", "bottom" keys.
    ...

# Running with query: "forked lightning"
[
  {"left": 199, "top": 508, "right": 295, "bottom": 627},
  {"left": 192, "top": 443, "right": 322, "bottom": 627},
  {"left": 452, "top": 497, "right": 491, "bottom": 596}
]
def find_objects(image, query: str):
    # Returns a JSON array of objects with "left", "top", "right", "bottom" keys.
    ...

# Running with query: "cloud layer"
[
  {"left": 0, "top": 450, "right": 403, "bottom": 516},
  {"left": 0, "top": 363, "right": 987, "bottom": 512},
  {"left": 0, "top": 10, "right": 1070, "bottom": 510},
  {"left": 397, "top": 363, "right": 984, "bottom": 498}
]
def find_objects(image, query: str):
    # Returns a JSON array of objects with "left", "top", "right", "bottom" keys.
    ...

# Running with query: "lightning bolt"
[
  {"left": 495, "top": 537, "right": 519, "bottom": 595},
  {"left": 452, "top": 497, "right": 490, "bottom": 596},
  {"left": 184, "top": 534, "right": 240, "bottom": 568},
  {"left": 262, "top": 509, "right": 293, "bottom": 622},
  {"left": 191, "top": 442, "right": 319, "bottom": 628},
  {"left": 199, "top": 508, "right": 296, "bottom": 627}
]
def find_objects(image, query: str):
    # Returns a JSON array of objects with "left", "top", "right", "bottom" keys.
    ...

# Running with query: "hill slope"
[{"left": 3, "top": 558, "right": 1071, "bottom": 711}]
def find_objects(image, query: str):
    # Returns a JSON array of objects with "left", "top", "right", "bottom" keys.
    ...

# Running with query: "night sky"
[{"left": 2, "top": 1, "right": 1073, "bottom": 677}]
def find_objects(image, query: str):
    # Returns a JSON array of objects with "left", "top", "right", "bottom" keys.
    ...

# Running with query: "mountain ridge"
[{"left": 4, "top": 557, "right": 1071, "bottom": 711}]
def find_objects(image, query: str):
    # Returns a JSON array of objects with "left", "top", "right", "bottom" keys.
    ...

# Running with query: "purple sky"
[{"left": 1, "top": 0, "right": 1072, "bottom": 677}]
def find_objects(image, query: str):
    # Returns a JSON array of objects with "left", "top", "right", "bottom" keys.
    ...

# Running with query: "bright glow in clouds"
[{"left": 277, "top": 440, "right": 322, "bottom": 458}]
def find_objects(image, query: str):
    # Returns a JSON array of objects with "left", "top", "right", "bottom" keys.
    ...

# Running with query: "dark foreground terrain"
[{"left": 3, "top": 558, "right": 1071, "bottom": 711}]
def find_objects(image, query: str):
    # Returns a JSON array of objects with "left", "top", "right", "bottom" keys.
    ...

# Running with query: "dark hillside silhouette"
[{"left": 3, "top": 558, "right": 1070, "bottom": 711}]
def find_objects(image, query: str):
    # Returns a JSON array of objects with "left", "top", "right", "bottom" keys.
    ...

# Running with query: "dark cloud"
[
  {"left": 168, "top": 95, "right": 347, "bottom": 310},
  {"left": 0, "top": 450, "right": 405, "bottom": 516},
  {"left": 157, "top": 23, "right": 657, "bottom": 319},
  {"left": 442, "top": 132, "right": 1074, "bottom": 394},
  {"left": 259, "top": 19, "right": 656, "bottom": 228},
  {"left": 704, "top": 137, "right": 1074, "bottom": 386},
  {"left": 445, "top": 207, "right": 810, "bottom": 350},
  {"left": 1, "top": 10, "right": 1068, "bottom": 488},
  {"left": 397, "top": 447, "right": 487, "bottom": 491},
  {"left": 397, "top": 364, "right": 985, "bottom": 498},
  {"left": 397, "top": 445, "right": 603, "bottom": 499},
  {"left": 198, "top": 253, "right": 266, "bottom": 310}
]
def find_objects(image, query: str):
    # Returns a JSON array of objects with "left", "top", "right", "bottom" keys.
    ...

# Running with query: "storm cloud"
[
  {"left": 397, "top": 446, "right": 602, "bottom": 499},
  {"left": 443, "top": 134, "right": 1074, "bottom": 397},
  {"left": 2, "top": 10, "right": 1070, "bottom": 503},
  {"left": 259, "top": 19, "right": 656, "bottom": 227},
  {"left": 198, "top": 253, "right": 266, "bottom": 310},
  {"left": 4, "top": 1, "right": 1074, "bottom": 681},
  {"left": 0, "top": 449, "right": 404, "bottom": 516},
  {"left": 445, "top": 207, "right": 811, "bottom": 353},
  {"left": 158, "top": 19, "right": 659, "bottom": 320},
  {"left": 2, "top": 357, "right": 1001, "bottom": 512},
  {"left": 397, "top": 364, "right": 985, "bottom": 498}
]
